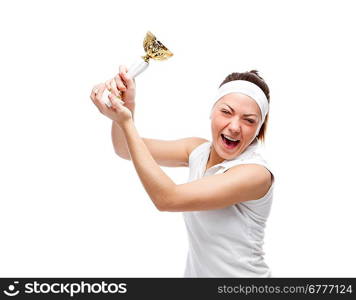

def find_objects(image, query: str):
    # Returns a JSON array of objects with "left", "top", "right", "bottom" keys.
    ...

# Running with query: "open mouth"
[{"left": 221, "top": 134, "right": 240, "bottom": 149}]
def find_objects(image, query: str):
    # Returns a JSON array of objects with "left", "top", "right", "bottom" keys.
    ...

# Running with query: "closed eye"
[{"left": 221, "top": 109, "right": 255, "bottom": 123}]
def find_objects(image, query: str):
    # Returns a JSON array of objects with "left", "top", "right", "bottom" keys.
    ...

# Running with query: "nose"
[{"left": 227, "top": 117, "right": 241, "bottom": 135}]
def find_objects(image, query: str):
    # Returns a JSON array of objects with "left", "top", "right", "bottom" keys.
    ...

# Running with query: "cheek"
[
  {"left": 211, "top": 118, "right": 226, "bottom": 133},
  {"left": 244, "top": 124, "right": 259, "bottom": 138},
  {"left": 249, "top": 123, "right": 259, "bottom": 132}
]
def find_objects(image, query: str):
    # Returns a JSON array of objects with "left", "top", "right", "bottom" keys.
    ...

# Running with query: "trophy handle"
[
  {"left": 127, "top": 60, "right": 149, "bottom": 78},
  {"left": 103, "top": 59, "right": 149, "bottom": 107}
]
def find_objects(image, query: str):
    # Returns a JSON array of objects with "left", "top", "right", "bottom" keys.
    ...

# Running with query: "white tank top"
[{"left": 183, "top": 138, "right": 274, "bottom": 277}]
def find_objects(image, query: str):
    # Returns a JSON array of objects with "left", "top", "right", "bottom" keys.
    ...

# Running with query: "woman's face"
[{"left": 210, "top": 93, "right": 262, "bottom": 160}]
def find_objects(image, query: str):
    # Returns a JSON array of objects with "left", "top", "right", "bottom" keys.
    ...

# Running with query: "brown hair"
[{"left": 219, "top": 70, "right": 270, "bottom": 143}]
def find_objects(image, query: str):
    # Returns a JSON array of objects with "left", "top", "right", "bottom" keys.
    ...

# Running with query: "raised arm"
[
  {"left": 113, "top": 120, "right": 207, "bottom": 167},
  {"left": 109, "top": 66, "right": 208, "bottom": 167},
  {"left": 120, "top": 118, "right": 272, "bottom": 212}
]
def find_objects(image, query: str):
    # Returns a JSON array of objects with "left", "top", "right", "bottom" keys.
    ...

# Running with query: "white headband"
[{"left": 212, "top": 80, "right": 269, "bottom": 127}]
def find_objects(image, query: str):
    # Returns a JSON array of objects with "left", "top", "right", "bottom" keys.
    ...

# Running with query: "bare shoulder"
[
  {"left": 225, "top": 164, "right": 273, "bottom": 200},
  {"left": 140, "top": 136, "right": 209, "bottom": 168},
  {"left": 226, "top": 164, "right": 273, "bottom": 185},
  {"left": 185, "top": 137, "right": 210, "bottom": 156}
]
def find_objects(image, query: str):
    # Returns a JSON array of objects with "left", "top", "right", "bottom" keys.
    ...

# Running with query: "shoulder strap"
[{"left": 188, "top": 141, "right": 210, "bottom": 166}]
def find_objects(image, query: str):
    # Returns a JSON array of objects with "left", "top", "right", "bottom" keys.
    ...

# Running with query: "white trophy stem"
[
  {"left": 127, "top": 60, "right": 149, "bottom": 78},
  {"left": 103, "top": 59, "right": 149, "bottom": 107}
]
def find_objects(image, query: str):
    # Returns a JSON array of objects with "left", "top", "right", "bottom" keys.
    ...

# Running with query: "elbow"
[
  {"left": 153, "top": 190, "right": 176, "bottom": 212},
  {"left": 155, "top": 203, "right": 166, "bottom": 212},
  {"left": 156, "top": 203, "right": 175, "bottom": 212},
  {"left": 155, "top": 199, "right": 181, "bottom": 212},
  {"left": 114, "top": 149, "right": 131, "bottom": 160},
  {"left": 154, "top": 198, "right": 170, "bottom": 212}
]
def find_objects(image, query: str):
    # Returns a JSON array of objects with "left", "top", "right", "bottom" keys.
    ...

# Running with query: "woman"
[{"left": 90, "top": 66, "right": 274, "bottom": 277}]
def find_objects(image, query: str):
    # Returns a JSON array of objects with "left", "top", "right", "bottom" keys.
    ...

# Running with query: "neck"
[{"left": 205, "top": 145, "right": 224, "bottom": 171}]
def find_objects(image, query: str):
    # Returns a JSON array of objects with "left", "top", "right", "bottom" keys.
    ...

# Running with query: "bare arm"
[
  {"left": 108, "top": 65, "right": 207, "bottom": 167},
  {"left": 108, "top": 64, "right": 137, "bottom": 160},
  {"left": 112, "top": 120, "right": 208, "bottom": 167},
  {"left": 111, "top": 114, "right": 134, "bottom": 160},
  {"left": 120, "top": 119, "right": 272, "bottom": 212}
]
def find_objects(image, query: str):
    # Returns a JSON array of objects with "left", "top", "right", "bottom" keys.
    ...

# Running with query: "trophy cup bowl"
[
  {"left": 142, "top": 31, "right": 173, "bottom": 62},
  {"left": 104, "top": 31, "right": 173, "bottom": 106}
]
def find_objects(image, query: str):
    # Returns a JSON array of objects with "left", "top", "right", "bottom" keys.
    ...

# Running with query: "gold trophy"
[{"left": 104, "top": 31, "right": 173, "bottom": 106}]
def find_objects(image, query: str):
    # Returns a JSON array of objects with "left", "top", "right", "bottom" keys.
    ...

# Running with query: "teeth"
[{"left": 223, "top": 134, "right": 239, "bottom": 142}]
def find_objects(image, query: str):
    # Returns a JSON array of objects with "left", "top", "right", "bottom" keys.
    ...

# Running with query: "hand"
[
  {"left": 105, "top": 65, "right": 136, "bottom": 111},
  {"left": 90, "top": 83, "right": 133, "bottom": 127}
]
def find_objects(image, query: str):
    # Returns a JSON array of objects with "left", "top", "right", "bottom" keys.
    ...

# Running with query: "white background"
[{"left": 1, "top": 0, "right": 355, "bottom": 277}]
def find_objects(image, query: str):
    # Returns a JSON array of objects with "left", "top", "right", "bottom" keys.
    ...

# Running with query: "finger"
[
  {"left": 118, "top": 65, "right": 128, "bottom": 89},
  {"left": 108, "top": 93, "right": 124, "bottom": 110},
  {"left": 119, "top": 64, "right": 132, "bottom": 86},
  {"left": 114, "top": 74, "right": 127, "bottom": 92},
  {"left": 105, "top": 80, "right": 112, "bottom": 92},
  {"left": 110, "top": 78, "right": 120, "bottom": 97},
  {"left": 90, "top": 84, "right": 101, "bottom": 101},
  {"left": 108, "top": 93, "right": 117, "bottom": 109},
  {"left": 121, "top": 72, "right": 135, "bottom": 89},
  {"left": 119, "top": 64, "right": 128, "bottom": 74},
  {"left": 94, "top": 84, "right": 109, "bottom": 112}
]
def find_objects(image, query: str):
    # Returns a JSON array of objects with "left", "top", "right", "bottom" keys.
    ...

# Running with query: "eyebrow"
[{"left": 222, "top": 104, "right": 258, "bottom": 117}]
